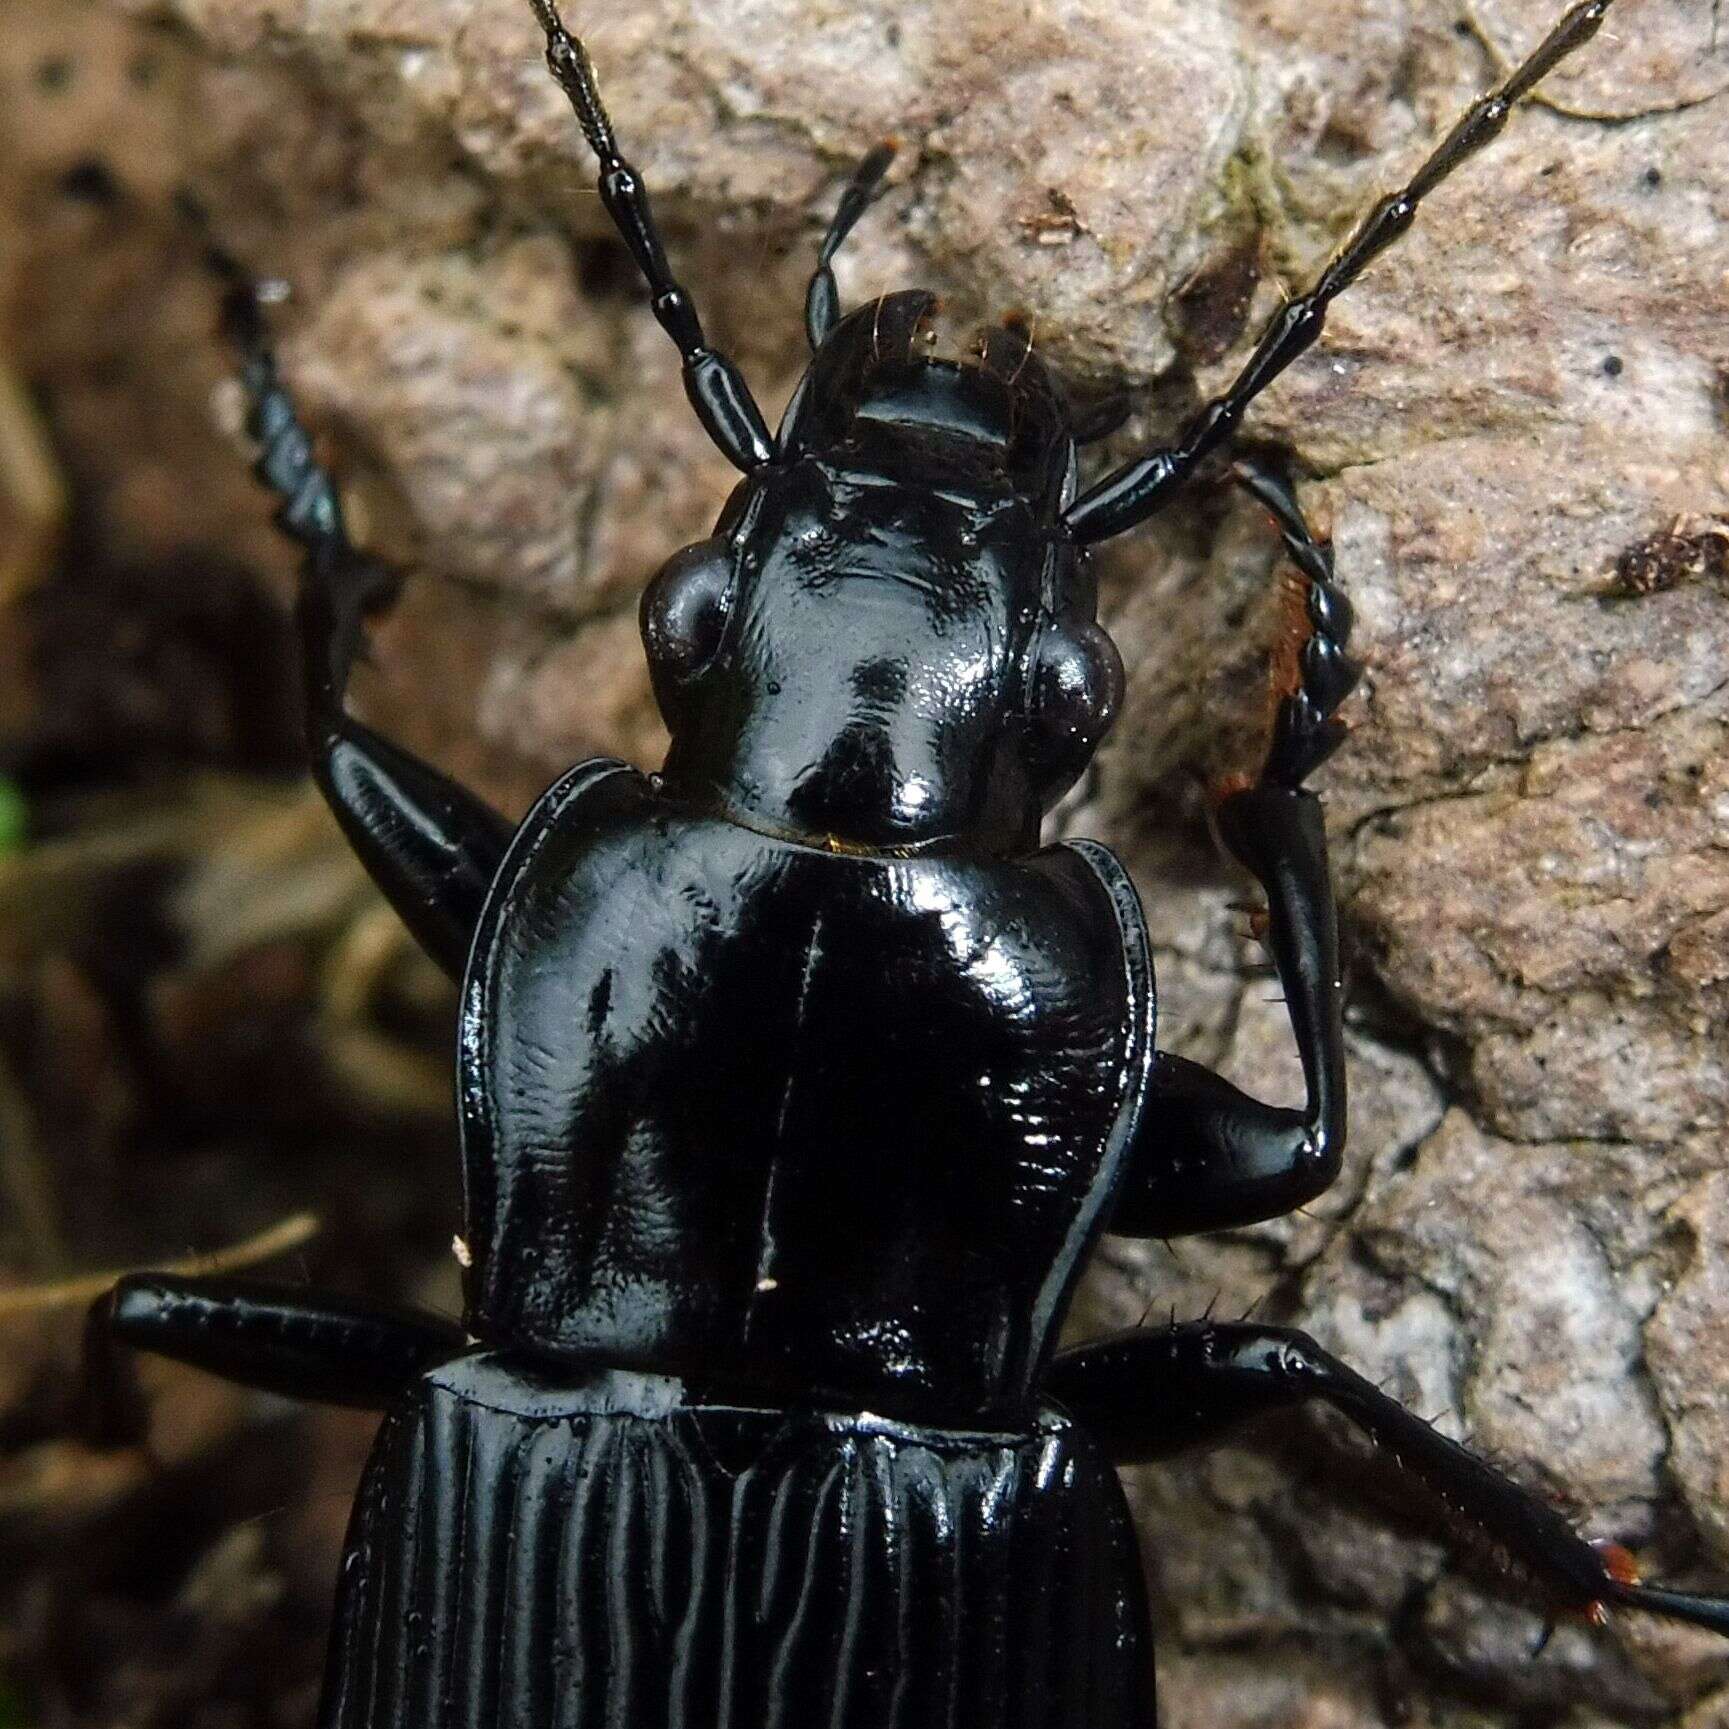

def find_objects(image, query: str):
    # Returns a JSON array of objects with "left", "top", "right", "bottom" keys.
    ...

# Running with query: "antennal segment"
[
  {"left": 528, "top": 0, "right": 775, "bottom": 473},
  {"left": 806, "top": 141, "right": 897, "bottom": 351}
]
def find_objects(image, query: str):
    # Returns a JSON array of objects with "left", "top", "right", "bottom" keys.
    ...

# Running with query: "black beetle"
[{"left": 96, "top": 1, "right": 1729, "bottom": 1723}]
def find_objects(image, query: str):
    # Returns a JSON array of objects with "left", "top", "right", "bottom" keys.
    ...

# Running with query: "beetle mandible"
[{"left": 98, "top": 1, "right": 1729, "bottom": 1723}]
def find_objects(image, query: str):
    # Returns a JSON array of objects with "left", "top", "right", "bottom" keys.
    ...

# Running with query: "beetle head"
[
  {"left": 639, "top": 296, "right": 1121, "bottom": 856},
  {"left": 778, "top": 292, "right": 1080, "bottom": 519}
]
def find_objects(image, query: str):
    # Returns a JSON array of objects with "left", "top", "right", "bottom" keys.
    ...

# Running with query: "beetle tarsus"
[
  {"left": 183, "top": 233, "right": 516, "bottom": 977},
  {"left": 1231, "top": 456, "right": 1363, "bottom": 791},
  {"left": 206, "top": 254, "right": 392, "bottom": 719}
]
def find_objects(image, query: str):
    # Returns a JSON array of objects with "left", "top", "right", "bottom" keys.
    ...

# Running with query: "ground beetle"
[{"left": 94, "top": 1, "right": 1729, "bottom": 1722}]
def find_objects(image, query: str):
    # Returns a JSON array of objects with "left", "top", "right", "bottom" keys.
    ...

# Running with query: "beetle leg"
[
  {"left": 1062, "top": 0, "right": 1618, "bottom": 544},
  {"left": 805, "top": 141, "right": 898, "bottom": 350},
  {"left": 1110, "top": 785, "right": 1346, "bottom": 1236},
  {"left": 528, "top": 0, "right": 775, "bottom": 472},
  {"left": 1110, "top": 461, "right": 1354, "bottom": 1236},
  {"left": 205, "top": 246, "right": 514, "bottom": 980},
  {"left": 95, "top": 1274, "right": 467, "bottom": 1412},
  {"left": 1049, "top": 1322, "right": 1729, "bottom": 1638}
]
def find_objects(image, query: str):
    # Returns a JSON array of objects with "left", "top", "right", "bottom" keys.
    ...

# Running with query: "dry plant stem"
[
  {"left": 0, "top": 1047, "right": 67, "bottom": 1276},
  {"left": 0, "top": 1211, "right": 321, "bottom": 1318},
  {"left": 0, "top": 356, "right": 67, "bottom": 602}
]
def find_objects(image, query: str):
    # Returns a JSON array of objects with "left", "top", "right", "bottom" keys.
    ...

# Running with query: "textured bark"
[{"left": 2, "top": 0, "right": 1727, "bottom": 1723}]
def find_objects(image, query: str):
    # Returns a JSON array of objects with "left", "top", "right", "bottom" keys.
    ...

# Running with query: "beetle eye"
[
  {"left": 640, "top": 537, "right": 733, "bottom": 706},
  {"left": 1028, "top": 619, "right": 1124, "bottom": 785}
]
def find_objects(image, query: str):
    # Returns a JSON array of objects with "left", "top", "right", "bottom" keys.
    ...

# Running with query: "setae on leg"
[{"left": 1052, "top": 1321, "right": 1729, "bottom": 1637}]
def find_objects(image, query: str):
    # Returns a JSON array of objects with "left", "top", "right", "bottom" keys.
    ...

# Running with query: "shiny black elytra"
[{"left": 100, "top": 2, "right": 1729, "bottom": 1723}]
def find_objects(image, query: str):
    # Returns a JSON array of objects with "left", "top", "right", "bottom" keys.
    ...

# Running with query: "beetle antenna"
[
  {"left": 527, "top": 0, "right": 774, "bottom": 474},
  {"left": 1064, "top": 0, "right": 1619, "bottom": 543}
]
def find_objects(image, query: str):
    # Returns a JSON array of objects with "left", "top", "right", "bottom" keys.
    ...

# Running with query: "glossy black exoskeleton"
[{"left": 98, "top": 2, "right": 1729, "bottom": 1723}]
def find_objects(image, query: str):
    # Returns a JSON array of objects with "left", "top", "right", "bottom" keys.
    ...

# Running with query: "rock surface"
[{"left": 2, "top": 0, "right": 1727, "bottom": 1723}]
